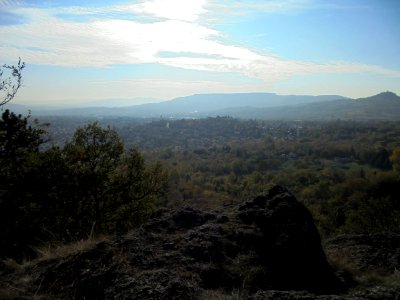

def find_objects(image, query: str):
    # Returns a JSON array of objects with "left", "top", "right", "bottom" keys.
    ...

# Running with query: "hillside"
[
  {"left": 9, "top": 93, "right": 345, "bottom": 118},
  {"left": 10, "top": 91, "right": 399, "bottom": 121},
  {"left": 219, "top": 92, "right": 400, "bottom": 120},
  {"left": 2, "top": 186, "right": 399, "bottom": 299}
]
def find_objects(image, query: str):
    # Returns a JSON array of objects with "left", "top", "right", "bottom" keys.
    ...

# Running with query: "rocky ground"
[{"left": 1, "top": 186, "right": 399, "bottom": 299}]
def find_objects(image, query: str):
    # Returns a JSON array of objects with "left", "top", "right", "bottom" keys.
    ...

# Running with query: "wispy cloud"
[
  {"left": 207, "top": 0, "right": 369, "bottom": 16},
  {"left": 1, "top": 0, "right": 399, "bottom": 89},
  {"left": 0, "top": 0, "right": 19, "bottom": 8},
  {"left": 206, "top": 0, "right": 313, "bottom": 17},
  {"left": 129, "top": 0, "right": 207, "bottom": 22}
]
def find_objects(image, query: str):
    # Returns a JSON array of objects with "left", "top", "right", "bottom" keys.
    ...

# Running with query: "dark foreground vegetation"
[
  {"left": 1, "top": 110, "right": 400, "bottom": 298},
  {"left": 0, "top": 110, "right": 168, "bottom": 260},
  {"left": 1, "top": 185, "right": 400, "bottom": 299}
]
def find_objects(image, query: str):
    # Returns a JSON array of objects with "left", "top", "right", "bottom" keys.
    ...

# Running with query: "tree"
[
  {"left": 0, "top": 109, "right": 44, "bottom": 159},
  {"left": 0, "top": 110, "right": 46, "bottom": 259},
  {"left": 63, "top": 122, "right": 168, "bottom": 237},
  {"left": 108, "top": 148, "right": 168, "bottom": 233},
  {"left": 0, "top": 58, "right": 25, "bottom": 106},
  {"left": 1, "top": 119, "right": 168, "bottom": 260},
  {"left": 63, "top": 122, "right": 124, "bottom": 235}
]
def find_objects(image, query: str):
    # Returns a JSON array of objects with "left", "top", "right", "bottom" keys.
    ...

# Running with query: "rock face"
[
  {"left": 236, "top": 186, "right": 343, "bottom": 293},
  {"left": 0, "top": 186, "right": 345, "bottom": 299}
]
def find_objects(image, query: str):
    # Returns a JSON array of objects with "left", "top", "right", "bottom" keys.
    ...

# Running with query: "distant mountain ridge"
[
  {"left": 5, "top": 91, "right": 400, "bottom": 121},
  {"left": 218, "top": 91, "right": 400, "bottom": 120},
  {"left": 9, "top": 92, "right": 346, "bottom": 117}
]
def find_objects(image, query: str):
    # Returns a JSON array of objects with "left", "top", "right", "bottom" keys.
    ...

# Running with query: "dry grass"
[
  {"left": 326, "top": 248, "right": 400, "bottom": 290},
  {"left": 33, "top": 235, "right": 110, "bottom": 263},
  {"left": 382, "top": 269, "right": 400, "bottom": 287},
  {"left": 199, "top": 289, "right": 241, "bottom": 300},
  {"left": 0, "top": 236, "right": 111, "bottom": 299},
  {"left": 356, "top": 269, "right": 400, "bottom": 288},
  {"left": 326, "top": 250, "right": 360, "bottom": 277}
]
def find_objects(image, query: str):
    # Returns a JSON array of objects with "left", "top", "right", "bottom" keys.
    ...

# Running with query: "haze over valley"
[{"left": 6, "top": 91, "right": 400, "bottom": 121}]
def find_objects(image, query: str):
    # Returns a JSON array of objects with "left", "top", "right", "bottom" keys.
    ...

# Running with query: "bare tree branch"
[{"left": 0, "top": 58, "right": 25, "bottom": 107}]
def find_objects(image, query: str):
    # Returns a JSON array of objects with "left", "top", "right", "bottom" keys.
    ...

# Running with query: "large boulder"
[
  {"left": 235, "top": 185, "right": 344, "bottom": 293},
  {"left": 1, "top": 186, "right": 345, "bottom": 299}
]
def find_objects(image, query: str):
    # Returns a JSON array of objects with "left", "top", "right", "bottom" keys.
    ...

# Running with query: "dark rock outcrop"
[
  {"left": 236, "top": 185, "right": 344, "bottom": 294},
  {"left": 1, "top": 186, "right": 346, "bottom": 299}
]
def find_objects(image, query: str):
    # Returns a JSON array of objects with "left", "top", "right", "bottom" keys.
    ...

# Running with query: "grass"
[
  {"left": 326, "top": 248, "right": 400, "bottom": 291},
  {"left": 199, "top": 289, "right": 241, "bottom": 300},
  {"left": 357, "top": 269, "right": 400, "bottom": 288},
  {"left": 0, "top": 235, "right": 111, "bottom": 299},
  {"left": 33, "top": 235, "right": 110, "bottom": 263}
]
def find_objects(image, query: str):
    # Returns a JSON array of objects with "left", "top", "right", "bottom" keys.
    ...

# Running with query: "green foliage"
[
  {"left": 0, "top": 118, "right": 168, "bottom": 260},
  {"left": 390, "top": 147, "right": 400, "bottom": 172},
  {"left": 62, "top": 123, "right": 124, "bottom": 235},
  {"left": 2, "top": 114, "right": 400, "bottom": 259},
  {"left": 124, "top": 118, "right": 399, "bottom": 235},
  {"left": 64, "top": 122, "right": 124, "bottom": 174},
  {"left": 0, "top": 110, "right": 47, "bottom": 259},
  {"left": 59, "top": 123, "right": 168, "bottom": 240},
  {"left": 0, "top": 109, "right": 44, "bottom": 157},
  {"left": 321, "top": 172, "right": 400, "bottom": 235}
]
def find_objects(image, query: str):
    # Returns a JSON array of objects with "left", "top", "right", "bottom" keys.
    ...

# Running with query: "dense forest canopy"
[
  {"left": 121, "top": 118, "right": 399, "bottom": 234},
  {"left": 117, "top": 117, "right": 400, "bottom": 237}
]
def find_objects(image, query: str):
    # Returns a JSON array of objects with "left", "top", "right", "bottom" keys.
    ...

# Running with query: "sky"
[{"left": 0, "top": 0, "right": 399, "bottom": 106}]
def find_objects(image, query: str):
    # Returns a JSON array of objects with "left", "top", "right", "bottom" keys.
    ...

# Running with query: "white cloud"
[
  {"left": 1, "top": 0, "right": 399, "bottom": 91},
  {"left": 128, "top": 0, "right": 207, "bottom": 22},
  {"left": 206, "top": 0, "right": 313, "bottom": 17},
  {"left": 207, "top": 0, "right": 367, "bottom": 16}
]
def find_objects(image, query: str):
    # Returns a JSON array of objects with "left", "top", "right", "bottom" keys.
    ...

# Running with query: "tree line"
[{"left": 0, "top": 110, "right": 168, "bottom": 260}]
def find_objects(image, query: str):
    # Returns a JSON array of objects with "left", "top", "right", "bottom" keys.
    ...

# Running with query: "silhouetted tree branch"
[{"left": 0, "top": 58, "right": 25, "bottom": 107}]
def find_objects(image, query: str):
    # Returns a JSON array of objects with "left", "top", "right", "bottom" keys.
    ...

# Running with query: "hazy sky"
[{"left": 1, "top": 0, "right": 399, "bottom": 106}]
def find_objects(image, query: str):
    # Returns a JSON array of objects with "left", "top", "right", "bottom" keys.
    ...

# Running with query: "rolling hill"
[{"left": 6, "top": 91, "right": 400, "bottom": 120}]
